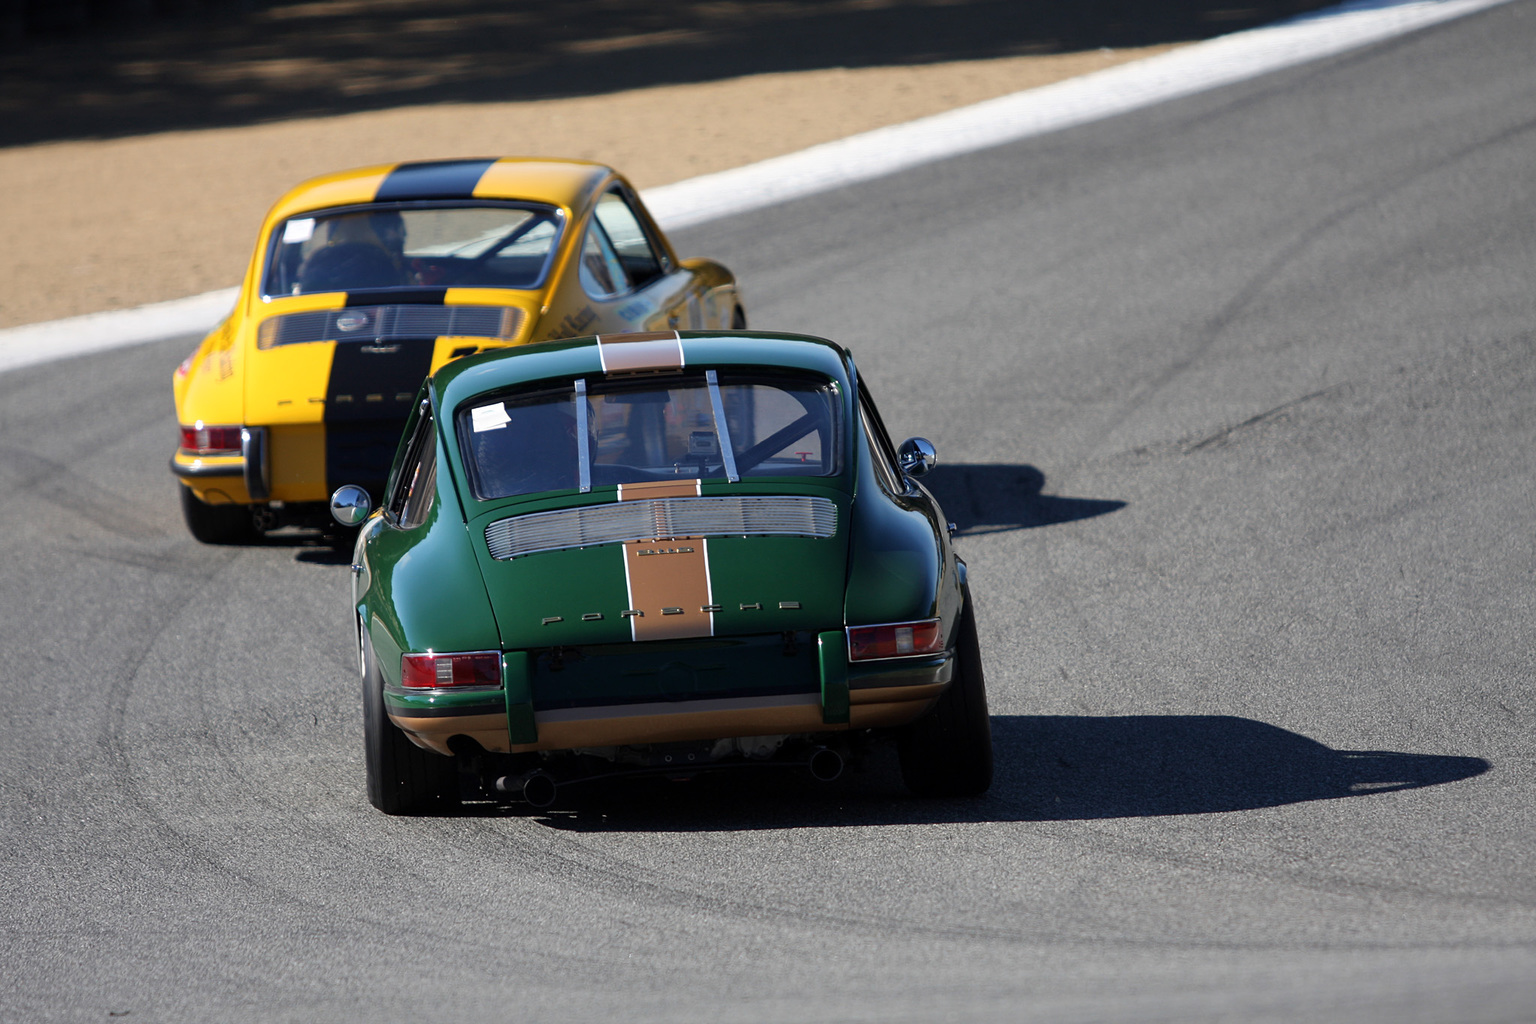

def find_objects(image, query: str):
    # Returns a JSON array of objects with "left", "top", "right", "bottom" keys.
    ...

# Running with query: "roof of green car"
[{"left": 431, "top": 332, "right": 854, "bottom": 416}]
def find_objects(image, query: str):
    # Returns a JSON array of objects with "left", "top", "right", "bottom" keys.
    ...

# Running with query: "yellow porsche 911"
[{"left": 170, "top": 158, "right": 744, "bottom": 543}]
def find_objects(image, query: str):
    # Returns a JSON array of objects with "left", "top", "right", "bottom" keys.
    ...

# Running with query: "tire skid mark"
[
  {"left": 1088, "top": 112, "right": 1536, "bottom": 472},
  {"left": 97, "top": 568, "right": 619, "bottom": 974},
  {"left": 1031, "top": 115, "right": 1536, "bottom": 672},
  {"left": 1057, "top": 822, "right": 1536, "bottom": 919},
  {"left": 1181, "top": 382, "right": 1350, "bottom": 452},
  {"left": 474, "top": 813, "right": 1535, "bottom": 955},
  {"left": 0, "top": 445, "right": 168, "bottom": 541},
  {"left": 89, "top": 553, "right": 440, "bottom": 939}
]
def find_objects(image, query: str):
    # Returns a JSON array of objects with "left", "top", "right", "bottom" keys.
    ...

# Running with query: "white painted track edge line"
[
  {"left": 640, "top": 0, "right": 1514, "bottom": 230},
  {"left": 0, "top": 0, "right": 1511, "bottom": 374},
  {"left": 0, "top": 286, "right": 240, "bottom": 375}
]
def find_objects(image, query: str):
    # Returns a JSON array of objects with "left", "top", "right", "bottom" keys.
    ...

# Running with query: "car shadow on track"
[
  {"left": 922, "top": 463, "right": 1125, "bottom": 536},
  {"left": 219, "top": 527, "right": 355, "bottom": 565},
  {"left": 524, "top": 715, "right": 1489, "bottom": 831}
]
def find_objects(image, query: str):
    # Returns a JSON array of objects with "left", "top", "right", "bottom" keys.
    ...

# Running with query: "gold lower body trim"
[{"left": 390, "top": 685, "right": 942, "bottom": 756}]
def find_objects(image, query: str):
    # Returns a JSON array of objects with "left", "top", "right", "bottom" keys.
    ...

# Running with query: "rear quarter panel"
[
  {"left": 842, "top": 420, "right": 964, "bottom": 647},
  {"left": 173, "top": 317, "right": 244, "bottom": 427},
  {"left": 358, "top": 439, "right": 501, "bottom": 687}
]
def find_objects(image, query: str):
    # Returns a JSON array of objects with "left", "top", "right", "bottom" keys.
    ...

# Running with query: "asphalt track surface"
[{"left": 3, "top": 4, "right": 1535, "bottom": 1021}]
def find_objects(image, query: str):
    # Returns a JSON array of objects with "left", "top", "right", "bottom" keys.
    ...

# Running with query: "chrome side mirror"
[
  {"left": 897, "top": 437, "right": 937, "bottom": 478},
  {"left": 330, "top": 485, "right": 373, "bottom": 527}
]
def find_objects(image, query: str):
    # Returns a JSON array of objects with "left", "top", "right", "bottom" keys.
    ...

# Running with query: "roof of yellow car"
[{"left": 263, "top": 158, "right": 616, "bottom": 226}]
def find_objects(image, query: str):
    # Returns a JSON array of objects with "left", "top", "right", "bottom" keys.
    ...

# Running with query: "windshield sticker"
[
  {"left": 282, "top": 218, "right": 315, "bottom": 244},
  {"left": 471, "top": 402, "right": 511, "bottom": 432}
]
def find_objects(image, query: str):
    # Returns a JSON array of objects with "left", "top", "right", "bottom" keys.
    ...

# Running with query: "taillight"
[
  {"left": 400, "top": 651, "right": 502, "bottom": 689},
  {"left": 179, "top": 422, "right": 244, "bottom": 455},
  {"left": 846, "top": 618, "right": 944, "bottom": 661}
]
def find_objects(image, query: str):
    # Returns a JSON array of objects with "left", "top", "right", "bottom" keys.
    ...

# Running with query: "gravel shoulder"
[{"left": 0, "top": 47, "right": 1179, "bottom": 329}]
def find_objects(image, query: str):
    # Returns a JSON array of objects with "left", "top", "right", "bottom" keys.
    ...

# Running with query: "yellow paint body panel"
[{"left": 267, "top": 423, "right": 327, "bottom": 502}]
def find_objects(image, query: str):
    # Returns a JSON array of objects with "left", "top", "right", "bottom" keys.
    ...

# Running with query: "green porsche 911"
[{"left": 332, "top": 329, "right": 992, "bottom": 813}]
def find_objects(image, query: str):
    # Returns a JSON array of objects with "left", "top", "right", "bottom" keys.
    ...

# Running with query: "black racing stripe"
[
  {"left": 374, "top": 158, "right": 498, "bottom": 201},
  {"left": 344, "top": 288, "right": 447, "bottom": 307},
  {"left": 324, "top": 338, "right": 437, "bottom": 503}
]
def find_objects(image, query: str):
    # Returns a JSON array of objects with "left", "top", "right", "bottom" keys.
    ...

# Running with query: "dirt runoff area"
[{"left": 0, "top": 46, "right": 1175, "bottom": 330}]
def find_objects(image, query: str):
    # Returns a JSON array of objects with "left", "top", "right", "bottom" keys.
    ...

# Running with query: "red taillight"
[
  {"left": 400, "top": 651, "right": 502, "bottom": 689},
  {"left": 846, "top": 619, "right": 944, "bottom": 662},
  {"left": 178, "top": 423, "right": 244, "bottom": 455}
]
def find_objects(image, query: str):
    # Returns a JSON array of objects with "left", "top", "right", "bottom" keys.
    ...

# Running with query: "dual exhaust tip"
[{"left": 496, "top": 747, "right": 846, "bottom": 808}]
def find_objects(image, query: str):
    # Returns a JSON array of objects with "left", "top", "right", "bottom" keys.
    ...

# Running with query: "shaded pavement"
[{"left": 3, "top": 0, "right": 1337, "bottom": 147}]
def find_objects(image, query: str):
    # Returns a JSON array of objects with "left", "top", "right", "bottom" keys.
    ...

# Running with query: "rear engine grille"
[
  {"left": 485, "top": 495, "right": 837, "bottom": 560},
  {"left": 258, "top": 305, "right": 519, "bottom": 348}
]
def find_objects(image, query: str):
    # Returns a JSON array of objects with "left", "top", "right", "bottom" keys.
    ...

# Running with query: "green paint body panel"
[
  {"left": 841, "top": 393, "right": 964, "bottom": 647},
  {"left": 702, "top": 530, "right": 847, "bottom": 634},
  {"left": 382, "top": 686, "right": 503, "bottom": 717},
  {"left": 843, "top": 486, "right": 955, "bottom": 629},
  {"left": 504, "top": 651, "right": 537, "bottom": 744},
  {"left": 473, "top": 539, "right": 633, "bottom": 648},
  {"left": 817, "top": 631, "right": 850, "bottom": 724}
]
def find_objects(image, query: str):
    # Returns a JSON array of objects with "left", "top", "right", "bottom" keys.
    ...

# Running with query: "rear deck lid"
[
  {"left": 450, "top": 351, "right": 856, "bottom": 649},
  {"left": 470, "top": 481, "right": 849, "bottom": 650}
]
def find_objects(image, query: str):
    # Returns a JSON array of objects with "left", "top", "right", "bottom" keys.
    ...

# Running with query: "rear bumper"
[
  {"left": 388, "top": 649, "right": 953, "bottom": 756},
  {"left": 170, "top": 426, "right": 265, "bottom": 503},
  {"left": 170, "top": 422, "right": 331, "bottom": 504},
  {"left": 170, "top": 451, "right": 253, "bottom": 504}
]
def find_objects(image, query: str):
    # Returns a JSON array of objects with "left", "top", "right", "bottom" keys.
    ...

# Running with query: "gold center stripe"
[
  {"left": 596, "top": 330, "right": 684, "bottom": 373},
  {"left": 618, "top": 479, "right": 713, "bottom": 641},
  {"left": 617, "top": 479, "right": 701, "bottom": 502}
]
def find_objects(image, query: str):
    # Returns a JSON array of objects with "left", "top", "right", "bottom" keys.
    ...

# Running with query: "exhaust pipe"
[
  {"left": 520, "top": 771, "right": 558, "bottom": 808},
  {"left": 808, "top": 747, "right": 844, "bottom": 783},
  {"left": 495, "top": 770, "right": 559, "bottom": 808}
]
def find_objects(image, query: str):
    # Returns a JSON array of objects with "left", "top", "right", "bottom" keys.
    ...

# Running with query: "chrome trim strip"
[
  {"left": 575, "top": 378, "right": 591, "bottom": 493},
  {"left": 486, "top": 495, "right": 837, "bottom": 560},
  {"left": 168, "top": 455, "right": 243, "bottom": 480},
  {"left": 705, "top": 369, "right": 739, "bottom": 483},
  {"left": 847, "top": 652, "right": 954, "bottom": 689}
]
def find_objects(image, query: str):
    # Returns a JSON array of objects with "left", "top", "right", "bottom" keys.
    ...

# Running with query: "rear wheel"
[
  {"left": 732, "top": 306, "right": 747, "bottom": 330},
  {"left": 361, "top": 627, "right": 460, "bottom": 814},
  {"left": 179, "top": 486, "right": 257, "bottom": 545},
  {"left": 898, "top": 592, "right": 993, "bottom": 797}
]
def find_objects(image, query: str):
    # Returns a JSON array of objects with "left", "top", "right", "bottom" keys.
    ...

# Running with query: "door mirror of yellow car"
[{"left": 330, "top": 485, "right": 373, "bottom": 527}]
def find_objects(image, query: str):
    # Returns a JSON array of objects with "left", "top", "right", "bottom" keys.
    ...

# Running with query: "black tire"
[
  {"left": 898, "top": 591, "right": 994, "bottom": 797},
  {"left": 732, "top": 306, "right": 747, "bottom": 330},
  {"left": 179, "top": 485, "right": 257, "bottom": 545},
  {"left": 361, "top": 627, "right": 460, "bottom": 815}
]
